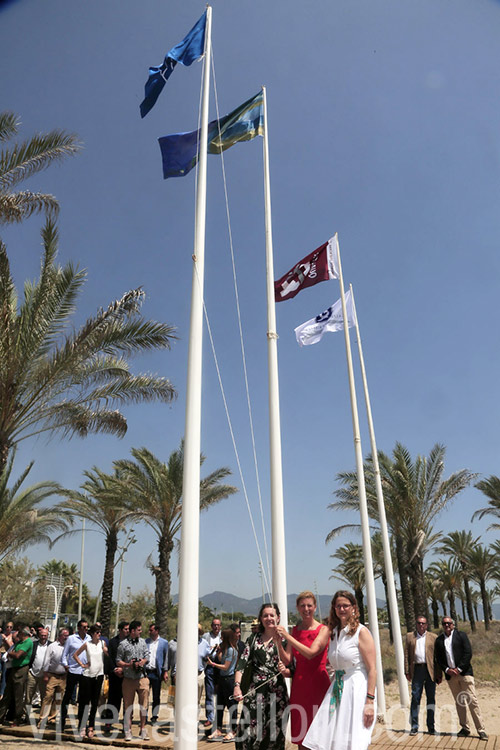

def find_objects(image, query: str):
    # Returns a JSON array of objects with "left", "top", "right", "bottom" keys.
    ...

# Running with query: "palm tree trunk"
[
  {"left": 355, "top": 587, "right": 365, "bottom": 625},
  {"left": 395, "top": 537, "right": 414, "bottom": 631},
  {"left": 462, "top": 575, "right": 476, "bottom": 631},
  {"left": 448, "top": 591, "right": 457, "bottom": 623},
  {"left": 479, "top": 578, "right": 490, "bottom": 631},
  {"left": 155, "top": 533, "right": 173, "bottom": 635},
  {"left": 410, "top": 556, "right": 428, "bottom": 621},
  {"left": 100, "top": 529, "right": 118, "bottom": 638},
  {"left": 460, "top": 597, "right": 466, "bottom": 622},
  {"left": 0, "top": 441, "right": 9, "bottom": 475},
  {"left": 382, "top": 576, "right": 393, "bottom": 644},
  {"left": 431, "top": 597, "right": 439, "bottom": 629}
]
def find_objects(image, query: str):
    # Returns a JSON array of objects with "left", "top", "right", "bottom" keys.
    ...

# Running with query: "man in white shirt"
[
  {"left": 201, "top": 618, "right": 221, "bottom": 727},
  {"left": 25, "top": 627, "right": 51, "bottom": 716},
  {"left": 145, "top": 624, "right": 168, "bottom": 723},
  {"left": 38, "top": 628, "right": 69, "bottom": 726},
  {"left": 404, "top": 615, "right": 441, "bottom": 736}
]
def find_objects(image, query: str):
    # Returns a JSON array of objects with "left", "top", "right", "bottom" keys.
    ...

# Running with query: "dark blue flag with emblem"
[{"left": 140, "top": 11, "right": 207, "bottom": 118}]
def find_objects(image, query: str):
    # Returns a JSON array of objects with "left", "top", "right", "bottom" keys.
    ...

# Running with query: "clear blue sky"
[{"left": 1, "top": 0, "right": 500, "bottom": 603}]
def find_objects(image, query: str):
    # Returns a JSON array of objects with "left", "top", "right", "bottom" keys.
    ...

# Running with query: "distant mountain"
[
  {"left": 174, "top": 591, "right": 386, "bottom": 618},
  {"left": 174, "top": 589, "right": 500, "bottom": 623}
]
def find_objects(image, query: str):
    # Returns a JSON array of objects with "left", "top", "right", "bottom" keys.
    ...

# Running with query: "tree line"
[
  {"left": 328, "top": 442, "right": 500, "bottom": 635},
  {"left": 0, "top": 112, "right": 237, "bottom": 637}
]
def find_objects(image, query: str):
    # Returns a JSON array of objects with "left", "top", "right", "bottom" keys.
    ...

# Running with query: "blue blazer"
[{"left": 145, "top": 637, "right": 169, "bottom": 676}]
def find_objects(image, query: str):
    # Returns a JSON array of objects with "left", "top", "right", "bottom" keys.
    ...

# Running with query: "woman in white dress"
[
  {"left": 73, "top": 625, "right": 108, "bottom": 738},
  {"left": 302, "top": 591, "right": 376, "bottom": 750}
]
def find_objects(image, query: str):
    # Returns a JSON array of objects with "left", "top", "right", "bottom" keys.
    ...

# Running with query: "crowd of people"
[{"left": 0, "top": 590, "right": 489, "bottom": 747}]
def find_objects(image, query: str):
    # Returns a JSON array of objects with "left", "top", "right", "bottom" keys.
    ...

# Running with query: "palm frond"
[{"left": 0, "top": 130, "right": 81, "bottom": 191}]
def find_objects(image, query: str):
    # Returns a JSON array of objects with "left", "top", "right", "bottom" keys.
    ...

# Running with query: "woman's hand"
[
  {"left": 275, "top": 625, "right": 288, "bottom": 640},
  {"left": 233, "top": 684, "right": 243, "bottom": 702},
  {"left": 277, "top": 660, "right": 289, "bottom": 677},
  {"left": 363, "top": 701, "right": 375, "bottom": 728}
]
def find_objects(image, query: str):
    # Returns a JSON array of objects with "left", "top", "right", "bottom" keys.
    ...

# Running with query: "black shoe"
[
  {"left": 409, "top": 728, "right": 418, "bottom": 736},
  {"left": 457, "top": 728, "right": 470, "bottom": 737},
  {"left": 478, "top": 731, "right": 488, "bottom": 741},
  {"left": 428, "top": 729, "right": 435, "bottom": 735}
]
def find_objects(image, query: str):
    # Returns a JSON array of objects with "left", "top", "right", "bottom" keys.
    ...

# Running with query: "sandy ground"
[
  {"left": 376, "top": 680, "right": 499, "bottom": 739},
  {"left": 0, "top": 683, "right": 498, "bottom": 748}
]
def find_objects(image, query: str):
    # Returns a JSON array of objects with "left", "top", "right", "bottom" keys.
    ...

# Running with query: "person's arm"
[
  {"left": 275, "top": 623, "right": 330, "bottom": 660},
  {"left": 233, "top": 642, "right": 251, "bottom": 702},
  {"left": 274, "top": 632, "right": 292, "bottom": 666},
  {"left": 358, "top": 626, "right": 376, "bottom": 729},
  {"left": 116, "top": 642, "right": 128, "bottom": 669},
  {"left": 404, "top": 634, "right": 411, "bottom": 681},
  {"left": 207, "top": 656, "right": 232, "bottom": 670},
  {"left": 73, "top": 642, "right": 87, "bottom": 669},
  {"left": 455, "top": 632, "right": 472, "bottom": 673}
]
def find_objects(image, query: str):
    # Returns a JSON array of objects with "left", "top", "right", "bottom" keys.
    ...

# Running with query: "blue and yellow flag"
[
  {"left": 158, "top": 91, "right": 264, "bottom": 179},
  {"left": 140, "top": 11, "right": 207, "bottom": 119}
]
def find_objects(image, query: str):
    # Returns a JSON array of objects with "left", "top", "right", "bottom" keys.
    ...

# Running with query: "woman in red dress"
[{"left": 277, "top": 591, "right": 331, "bottom": 747}]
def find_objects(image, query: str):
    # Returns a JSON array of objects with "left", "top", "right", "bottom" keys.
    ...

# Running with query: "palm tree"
[
  {"left": 37, "top": 559, "right": 82, "bottom": 612},
  {"left": 0, "top": 451, "right": 64, "bottom": 562},
  {"left": 467, "top": 544, "right": 497, "bottom": 630},
  {"left": 0, "top": 220, "right": 177, "bottom": 472},
  {"left": 425, "top": 569, "right": 446, "bottom": 629},
  {"left": 437, "top": 531, "right": 478, "bottom": 632},
  {"left": 114, "top": 443, "right": 238, "bottom": 634},
  {"left": 427, "top": 559, "right": 461, "bottom": 623},
  {"left": 371, "top": 531, "right": 396, "bottom": 642},
  {"left": 329, "top": 542, "right": 366, "bottom": 623},
  {"left": 328, "top": 442, "right": 475, "bottom": 631},
  {"left": 56, "top": 467, "right": 135, "bottom": 637},
  {"left": 0, "top": 111, "right": 80, "bottom": 225},
  {"left": 473, "top": 476, "right": 500, "bottom": 528}
]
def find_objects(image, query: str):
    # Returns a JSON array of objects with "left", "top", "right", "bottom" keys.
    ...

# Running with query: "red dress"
[{"left": 289, "top": 624, "right": 330, "bottom": 743}]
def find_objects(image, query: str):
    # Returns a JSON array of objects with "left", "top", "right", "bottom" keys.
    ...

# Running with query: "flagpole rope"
[
  {"left": 210, "top": 50, "right": 273, "bottom": 591},
  {"left": 192, "top": 261, "right": 272, "bottom": 598}
]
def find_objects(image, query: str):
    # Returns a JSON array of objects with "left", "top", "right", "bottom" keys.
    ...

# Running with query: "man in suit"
[
  {"left": 434, "top": 616, "right": 487, "bottom": 740},
  {"left": 145, "top": 623, "right": 169, "bottom": 723},
  {"left": 405, "top": 615, "right": 441, "bottom": 736}
]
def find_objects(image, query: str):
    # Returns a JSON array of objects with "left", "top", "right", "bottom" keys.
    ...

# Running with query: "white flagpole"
[
  {"left": 78, "top": 518, "right": 85, "bottom": 621},
  {"left": 262, "top": 86, "right": 288, "bottom": 627},
  {"left": 175, "top": 8, "right": 212, "bottom": 750},
  {"left": 335, "top": 235, "right": 386, "bottom": 716},
  {"left": 349, "top": 284, "right": 409, "bottom": 708}
]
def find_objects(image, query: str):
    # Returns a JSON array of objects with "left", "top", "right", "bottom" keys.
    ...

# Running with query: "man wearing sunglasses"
[{"left": 434, "top": 617, "right": 487, "bottom": 740}]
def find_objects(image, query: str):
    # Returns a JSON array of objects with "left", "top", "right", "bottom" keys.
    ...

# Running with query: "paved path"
[{"left": 0, "top": 724, "right": 497, "bottom": 750}]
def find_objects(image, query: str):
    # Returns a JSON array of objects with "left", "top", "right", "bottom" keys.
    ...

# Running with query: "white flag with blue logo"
[{"left": 295, "top": 289, "right": 355, "bottom": 347}]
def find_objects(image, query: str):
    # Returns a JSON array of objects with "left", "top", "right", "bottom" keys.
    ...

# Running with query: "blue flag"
[
  {"left": 140, "top": 11, "right": 207, "bottom": 119},
  {"left": 158, "top": 91, "right": 264, "bottom": 179}
]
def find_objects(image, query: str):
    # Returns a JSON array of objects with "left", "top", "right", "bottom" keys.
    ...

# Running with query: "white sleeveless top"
[{"left": 83, "top": 640, "right": 104, "bottom": 678}]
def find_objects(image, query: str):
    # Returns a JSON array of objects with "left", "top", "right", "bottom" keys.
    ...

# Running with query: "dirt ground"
[{"left": 0, "top": 683, "right": 498, "bottom": 748}]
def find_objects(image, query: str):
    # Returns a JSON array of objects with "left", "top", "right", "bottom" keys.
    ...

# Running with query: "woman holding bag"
[{"left": 207, "top": 628, "right": 239, "bottom": 742}]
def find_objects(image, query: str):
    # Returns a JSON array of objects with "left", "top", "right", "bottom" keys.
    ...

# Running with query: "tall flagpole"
[
  {"left": 175, "top": 7, "right": 212, "bottom": 750},
  {"left": 78, "top": 519, "right": 85, "bottom": 621},
  {"left": 335, "top": 235, "right": 386, "bottom": 716},
  {"left": 262, "top": 86, "right": 288, "bottom": 627},
  {"left": 350, "top": 284, "right": 409, "bottom": 708}
]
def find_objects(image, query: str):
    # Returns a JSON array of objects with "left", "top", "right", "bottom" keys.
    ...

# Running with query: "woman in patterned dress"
[{"left": 233, "top": 603, "right": 289, "bottom": 750}]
